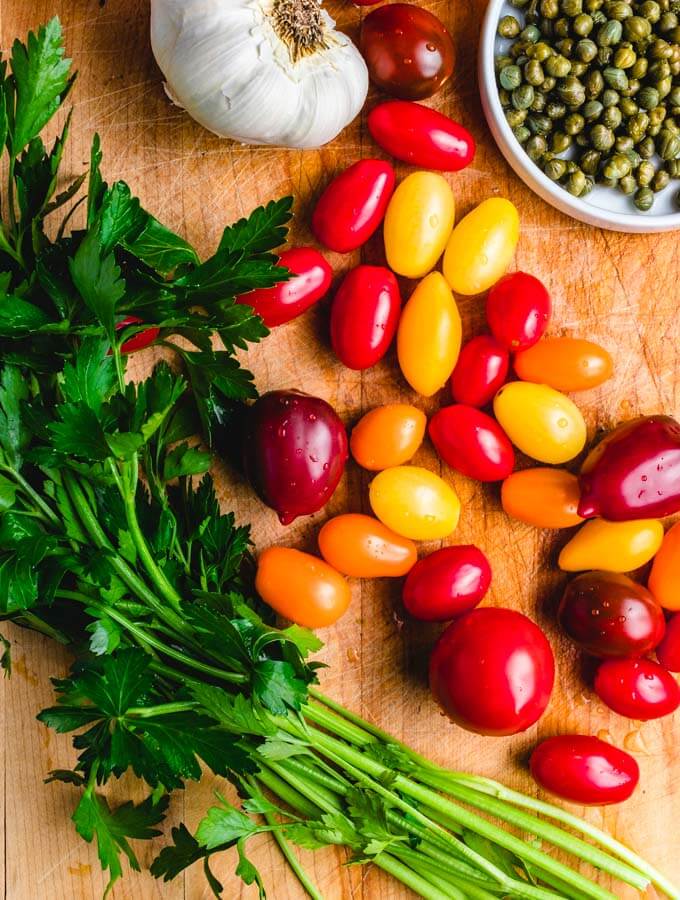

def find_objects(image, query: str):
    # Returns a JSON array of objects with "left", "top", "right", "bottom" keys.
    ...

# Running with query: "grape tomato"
[
  {"left": 501, "top": 468, "right": 584, "bottom": 529},
  {"left": 656, "top": 614, "right": 680, "bottom": 672},
  {"left": 594, "top": 658, "right": 680, "bottom": 721},
  {"left": 558, "top": 518, "right": 664, "bottom": 573},
  {"left": 429, "top": 405, "right": 515, "bottom": 482},
  {"left": 649, "top": 520, "right": 680, "bottom": 611},
  {"left": 515, "top": 337, "right": 613, "bottom": 392},
  {"left": 350, "top": 404, "right": 426, "bottom": 471},
  {"left": 330, "top": 265, "right": 401, "bottom": 370},
  {"left": 486, "top": 271, "right": 551, "bottom": 352},
  {"left": 402, "top": 545, "right": 491, "bottom": 622},
  {"left": 318, "top": 514, "right": 417, "bottom": 578},
  {"left": 116, "top": 316, "right": 160, "bottom": 354},
  {"left": 450, "top": 335, "right": 509, "bottom": 408},
  {"left": 369, "top": 465, "right": 460, "bottom": 541}
]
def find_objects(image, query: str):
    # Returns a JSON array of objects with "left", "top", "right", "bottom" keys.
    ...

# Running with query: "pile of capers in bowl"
[{"left": 496, "top": 0, "right": 680, "bottom": 211}]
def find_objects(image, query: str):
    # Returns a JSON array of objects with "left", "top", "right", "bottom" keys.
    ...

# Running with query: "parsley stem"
[
  {"left": 1, "top": 465, "right": 61, "bottom": 528},
  {"left": 254, "top": 769, "right": 322, "bottom": 819},
  {"left": 15, "top": 611, "right": 70, "bottom": 645},
  {"left": 374, "top": 852, "right": 462, "bottom": 900},
  {"left": 126, "top": 702, "right": 197, "bottom": 718}
]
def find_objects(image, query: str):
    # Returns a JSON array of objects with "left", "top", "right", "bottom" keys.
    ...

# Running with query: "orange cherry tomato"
[
  {"left": 514, "top": 338, "right": 613, "bottom": 393},
  {"left": 649, "top": 520, "right": 680, "bottom": 611},
  {"left": 501, "top": 468, "right": 584, "bottom": 529},
  {"left": 350, "top": 404, "right": 427, "bottom": 471},
  {"left": 318, "top": 514, "right": 417, "bottom": 578},
  {"left": 255, "top": 547, "right": 351, "bottom": 628}
]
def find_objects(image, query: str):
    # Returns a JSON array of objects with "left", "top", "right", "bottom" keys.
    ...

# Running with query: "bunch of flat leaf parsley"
[{"left": 1, "top": 18, "right": 677, "bottom": 900}]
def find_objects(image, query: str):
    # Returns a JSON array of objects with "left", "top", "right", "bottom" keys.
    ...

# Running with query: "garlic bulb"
[{"left": 150, "top": 0, "right": 369, "bottom": 149}]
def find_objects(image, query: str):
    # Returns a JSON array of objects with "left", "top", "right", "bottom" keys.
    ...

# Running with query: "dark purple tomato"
[
  {"left": 657, "top": 614, "right": 680, "bottom": 672},
  {"left": 429, "top": 608, "right": 555, "bottom": 736},
  {"left": 360, "top": 4, "right": 455, "bottom": 100},
  {"left": 244, "top": 390, "right": 348, "bottom": 525},
  {"left": 558, "top": 572, "right": 666, "bottom": 658},
  {"left": 530, "top": 736, "right": 639, "bottom": 806},
  {"left": 486, "top": 272, "right": 552, "bottom": 352},
  {"left": 578, "top": 415, "right": 680, "bottom": 521},
  {"left": 450, "top": 335, "right": 510, "bottom": 408},
  {"left": 429, "top": 405, "right": 515, "bottom": 482},
  {"left": 330, "top": 265, "right": 401, "bottom": 370},
  {"left": 402, "top": 545, "right": 491, "bottom": 622},
  {"left": 594, "top": 657, "right": 680, "bottom": 720}
]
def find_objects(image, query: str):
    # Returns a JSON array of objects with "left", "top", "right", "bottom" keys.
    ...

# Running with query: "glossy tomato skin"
[
  {"left": 514, "top": 338, "right": 613, "bottom": 392},
  {"left": 244, "top": 391, "right": 348, "bottom": 525},
  {"left": 330, "top": 266, "right": 401, "bottom": 370},
  {"left": 649, "top": 521, "right": 680, "bottom": 611},
  {"left": 369, "top": 465, "right": 460, "bottom": 541},
  {"left": 256, "top": 547, "right": 351, "bottom": 628},
  {"left": 558, "top": 518, "right": 664, "bottom": 574},
  {"left": 318, "top": 514, "right": 417, "bottom": 578},
  {"left": 486, "top": 272, "right": 551, "bottom": 352},
  {"left": 116, "top": 316, "right": 160, "bottom": 354},
  {"left": 368, "top": 102, "right": 474, "bottom": 171},
  {"left": 403, "top": 545, "right": 491, "bottom": 621},
  {"left": 429, "top": 608, "right": 555, "bottom": 736},
  {"left": 656, "top": 614, "right": 680, "bottom": 671},
  {"left": 594, "top": 658, "right": 680, "bottom": 720},
  {"left": 350, "top": 404, "right": 426, "bottom": 471},
  {"left": 443, "top": 198, "right": 519, "bottom": 296},
  {"left": 530, "top": 736, "right": 639, "bottom": 805},
  {"left": 450, "top": 335, "right": 509, "bottom": 407},
  {"left": 578, "top": 416, "right": 680, "bottom": 521},
  {"left": 558, "top": 572, "right": 666, "bottom": 658},
  {"left": 429, "top": 405, "right": 515, "bottom": 482},
  {"left": 361, "top": 6, "right": 454, "bottom": 100},
  {"left": 236, "top": 248, "right": 332, "bottom": 327},
  {"left": 312, "top": 159, "right": 395, "bottom": 253},
  {"left": 501, "top": 468, "right": 584, "bottom": 529}
]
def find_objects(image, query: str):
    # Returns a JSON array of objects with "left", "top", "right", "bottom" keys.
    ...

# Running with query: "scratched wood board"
[{"left": 1, "top": 0, "right": 679, "bottom": 897}]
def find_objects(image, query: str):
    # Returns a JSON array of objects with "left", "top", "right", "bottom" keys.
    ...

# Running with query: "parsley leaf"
[
  {"left": 218, "top": 197, "right": 293, "bottom": 255},
  {"left": 69, "top": 231, "right": 125, "bottom": 342}
]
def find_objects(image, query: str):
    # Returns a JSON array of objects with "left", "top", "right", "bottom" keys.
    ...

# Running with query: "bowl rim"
[{"left": 478, "top": 0, "right": 680, "bottom": 233}]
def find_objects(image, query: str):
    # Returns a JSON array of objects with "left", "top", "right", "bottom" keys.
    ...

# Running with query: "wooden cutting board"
[{"left": 1, "top": 1, "right": 679, "bottom": 897}]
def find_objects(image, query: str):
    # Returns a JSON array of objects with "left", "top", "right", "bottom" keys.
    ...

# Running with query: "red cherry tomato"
[
  {"left": 486, "top": 272, "right": 551, "bottom": 352},
  {"left": 429, "top": 405, "right": 515, "bottom": 482},
  {"left": 312, "top": 159, "right": 395, "bottom": 253},
  {"left": 429, "top": 608, "right": 555, "bottom": 736},
  {"left": 657, "top": 614, "right": 680, "bottom": 672},
  {"left": 236, "top": 248, "right": 332, "bottom": 327},
  {"left": 530, "top": 736, "right": 639, "bottom": 806},
  {"left": 402, "top": 545, "right": 491, "bottom": 622},
  {"left": 116, "top": 316, "right": 160, "bottom": 354},
  {"left": 360, "top": 4, "right": 455, "bottom": 100},
  {"left": 367, "top": 102, "right": 475, "bottom": 171},
  {"left": 558, "top": 572, "right": 666, "bottom": 658},
  {"left": 330, "top": 266, "right": 401, "bottom": 370},
  {"left": 450, "top": 335, "right": 509, "bottom": 408},
  {"left": 594, "top": 657, "right": 680, "bottom": 720}
]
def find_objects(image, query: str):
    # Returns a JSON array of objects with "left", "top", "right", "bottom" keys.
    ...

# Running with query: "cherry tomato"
[
  {"left": 350, "top": 404, "right": 426, "bottom": 471},
  {"left": 318, "top": 513, "right": 417, "bottom": 578},
  {"left": 656, "top": 614, "right": 680, "bottom": 671},
  {"left": 429, "top": 608, "right": 555, "bottom": 736},
  {"left": 369, "top": 465, "right": 460, "bottom": 541},
  {"left": 649, "top": 521, "right": 680, "bottom": 611},
  {"left": 558, "top": 572, "right": 666, "bottom": 658},
  {"left": 397, "top": 272, "right": 461, "bottom": 397},
  {"left": 312, "top": 159, "right": 395, "bottom": 253},
  {"left": 256, "top": 547, "right": 351, "bottom": 629},
  {"left": 578, "top": 415, "right": 680, "bottom": 521},
  {"left": 514, "top": 338, "right": 613, "bottom": 392},
  {"left": 486, "top": 272, "right": 551, "bottom": 352},
  {"left": 403, "top": 545, "right": 491, "bottom": 621},
  {"left": 450, "top": 335, "right": 509, "bottom": 408},
  {"left": 493, "top": 382, "right": 587, "bottom": 465},
  {"left": 384, "top": 171, "right": 455, "bottom": 279},
  {"left": 558, "top": 518, "right": 664, "bottom": 573},
  {"left": 501, "top": 468, "right": 584, "bottom": 529},
  {"left": 116, "top": 316, "right": 160, "bottom": 354},
  {"left": 594, "top": 658, "right": 680, "bottom": 721},
  {"left": 360, "top": 5, "right": 454, "bottom": 100},
  {"left": 368, "top": 102, "right": 475, "bottom": 171},
  {"left": 330, "top": 265, "right": 401, "bottom": 370},
  {"left": 244, "top": 390, "right": 348, "bottom": 525},
  {"left": 530, "top": 736, "right": 639, "bottom": 806},
  {"left": 429, "top": 405, "right": 515, "bottom": 482},
  {"left": 236, "top": 248, "right": 332, "bottom": 327},
  {"left": 443, "top": 198, "right": 519, "bottom": 296}
]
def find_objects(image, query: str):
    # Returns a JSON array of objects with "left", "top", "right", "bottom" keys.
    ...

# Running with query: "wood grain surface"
[{"left": 1, "top": 0, "right": 679, "bottom": 898}]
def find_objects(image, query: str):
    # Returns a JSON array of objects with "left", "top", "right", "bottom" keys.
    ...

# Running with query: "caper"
[
  {"left": 615, "top": 135, "right": 636, "bottom": 153},
  {"left": 638, "top": 135, "right": 656, "bottom": 156},
  {"left": 574, "top": 12, "right": 595, "bottom": 32},
  {"left": 499, "top": 15, "right": 522, "bottom": 37},
  {"left": 555, "top": 38, "right": 575, "bottom": 55},
  {"left": 583, "top": 98, "right": 605, "bottom": 119},
  {"left": 601, "top": 88, "right": 620, "bottom": 106},
  {"left": 601, "top": 175, "right": 619, "bottom": 187},
  {"left": 575, "top": 37, "right": 598, "bottom": 61},
  {"left": 513, "top": 124, "right": 532, "bottom": 143},
  {"left": 541, "top": 0, "right": 561, "bottom": 16},
  {"left": 567, "top": 169, "right": 588, "bottom": 194},
  {"left": 555, "top": 16, "right": 571, "bottom": 35},
  {"left": 541, "top": 75, "right": 558, "bottom": 91},
  {"left": 558, "top": 76, "right": 587, "bottom": 106},
  {"left": 627, "top": 111, "right": 650, "bottom": 140},
  {"left": 552, "top": 130, "right": 573, "bottom": 151},
  {"left": 513, "top": 84, "right": 536, "bottom": 109},
  {"left": 624, "top": 15, "right": 653, "bottom": 39},
  {"left": 603, "top": 66, "right": 629, "bottom": 89},
  {"left": 637, "top": 159, "right": 656, "bottom": 184},
  {"left": 605, "top": 0, "right": 634, "bottom": 17},
  {"left": 510, "top": 0, "right": 530, "bottom": 6},
  {"left": 564, "top": 112, "right": 586, "bottom": 133},
  {"left": 652, "top": 168, "right": 671, "bottom": 190},
  {"left": 571, "top": 60, "right": 590, "bottom": 76},
  {"left": 545, "top": 53, "right": 572, "bottom": 76},
  {"left": 650, "top": 38, "right": 673, "bottom": 58},
  {"left": 521, "top": 24, "right": 542, "bottom": 41},
  {"left": 623, "top": 147, "right": 642, "bottom": 167},
  {"left": 586, "top": 69, "right": 605, "bottom": 96},
  {"left": 581, "top": 148, "right": 603, "bottom": 173},
  {"left": 668, "top": 87, "right": 680, "bottom": 107},
  {"left": 665, "top": 158, "right": 680, "bottom": 175},
  {"left": 619, "top": 173, "right": 638, "bottom": 193},
  {"left": 603, "top": 152, "right": 633, "bottom": 178},
  {"left": 614, "top": 45, "right": 637, "bottom": 67},
  {"left": 564, "top": 160, "right": 580, "bottom": 175},
  {"left": 638, "top": 85, "right": 661, "bottom": 108},
  {"left": 597, "top": 19, "right": 623, "bottom": 44},
  {"left": 621, "top": 77, "right": 640, "bottom": 97},
  {"left": 648, "top": 59, "right": 671, "bottom": 79},
  {"left": 598, "top": 45, "right": 614, "bottom": 64},
  {"left": 620, "top": 96, "right": 639, "bottom": 115},
  {"left": 658, "top": 128, "right": 680, "bottom": 158},
  {"left": 649, "top": 104, "right": 668, "bottom": 126},
  {"left": 500, "top": 65, "right": 522, "bottom": 91},
  {"left": 506, "top": 108, "right": 528, "bottom": 128},
  {"left": 528, "top": 113, "right": 553, "bottom": 134},
  {"left": 547, "top": 99, "right": 568, "bottom": 117},
  {"left": 602, "top": 106, "right": 623, "bottom": 128},
  {"left": 639, "top": 1, "right": 662, "bottom": 22},
  {"left": 634, "top": 185, "right": 655, "bottom": 209},
  {"left": 531, "top": 91, "right": 548, "bottom": 111},
  {"left": 525, "top": 59, "right": 546, "bottom": 84},
  {"left": 630, "top": 57, "right": 649, "bottom": 78},
  {"left": 582, "top": 175, "right": 596, "bottom": 194},
  {"left": 591, "top": 122, "right": 616, "bottom": 148},
  {"left": 545, "top": 157, "right": 568, "bottom": 179},
  {"left": 585, "top": 0, "right": 604, "bottom": 10},
  {"left": 657, "top": 77, "right": 673, "bottom": 99},
  {"left": 561, "top": 0, "right": 583, "bottom": 12},
  {"left": 659, "top": 11, "right": 679, "bottom": 30},
  {"left": 526, "top": 134, "right": 549, "bottom": 160},
  {"left": 592, "top": 9, "right": 608, "bottom": 24}
]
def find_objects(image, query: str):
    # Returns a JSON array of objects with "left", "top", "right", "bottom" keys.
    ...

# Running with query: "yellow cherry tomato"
[
  {"left": 648, "top": 520, "right": 680, "bottom": 611},
  {"left": 383, "top": 171, "right": 455, "bottom": 279},
  {"left": 558, "top": 518, "right": 664, "bottom": 573},
  {"left": 256, "top": 547, "right": 351, "bottom": 628},
  {"left": 369, "top": 465, "right": 460, "bottom": 540},
  {"left": 443, "top": 197, "right": 520, "bottom": 296},
  {"left": 318, "top": 514, "right": 417, "bottom": 578},
  {"left": 350, "top": 404, "right": 426, "bottom": 471},
  {"left": 514, "top": 338, "right": 614, "bottom": 392},
  {"left": 501, "top": 468, "right": 584, "bottom": 529},
  {"left": 397, "top": 272, "right": 462, "bottom": 397},
  {"left": 493, "top": 381, "right": 587, "bottom": 464}
]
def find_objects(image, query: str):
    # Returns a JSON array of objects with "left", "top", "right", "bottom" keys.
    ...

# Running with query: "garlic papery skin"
[{"left": 150, "top": 0, "right": 369, "bottom": 149}]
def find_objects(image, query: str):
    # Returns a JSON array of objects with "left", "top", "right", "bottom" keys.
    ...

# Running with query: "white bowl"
[{"left": 478, "top": 0, "right": 680, "bottom": 233}]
